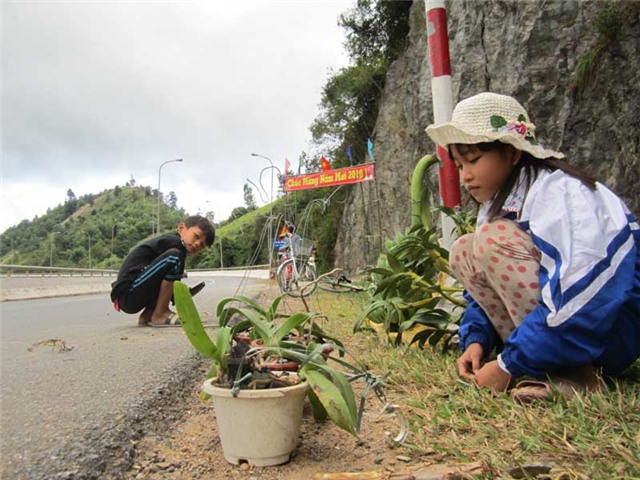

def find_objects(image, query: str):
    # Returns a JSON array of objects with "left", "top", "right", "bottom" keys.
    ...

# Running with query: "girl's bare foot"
[{"left": 555, "top": 364, "right": 602, "bottom": 392}]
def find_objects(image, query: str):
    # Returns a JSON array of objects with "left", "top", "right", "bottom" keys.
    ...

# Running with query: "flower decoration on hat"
[{"left": 490, "top": 114, "right": 539, "bottom": 145}]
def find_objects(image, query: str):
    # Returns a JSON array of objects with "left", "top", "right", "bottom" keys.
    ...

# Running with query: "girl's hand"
[
  {"left": 473, "top": 360, "right": 512, "bottom": 393},
  {"left": 457, "top": 343, "right": 484, "bottom": 380}
]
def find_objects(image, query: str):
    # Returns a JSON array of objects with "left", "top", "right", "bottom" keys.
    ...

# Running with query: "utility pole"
[
  {"left": 110, "top": 223, "right": 119, "bottom": 268},
  {"left": 219, "top": 237, "right": 224, "bottom": 269},
  {"left": 157, "top": 158, "right": 183, "bottom": 234},
  {"left": 87, "top": 233, "right": 92, "bottom": 270}
]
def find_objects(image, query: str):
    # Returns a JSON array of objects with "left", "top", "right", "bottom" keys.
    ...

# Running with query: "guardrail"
[
  {"left": 0, "top": 264, "right": 271, "bottom": 277},
  {"left": 189, "top": 264, "right": 270, "bottom": 272},
  {"left": 0, "top": 264, "right": 117, "bottom": 277}
]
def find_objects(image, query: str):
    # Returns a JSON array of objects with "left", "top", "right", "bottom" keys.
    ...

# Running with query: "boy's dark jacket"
[{"left": 110, "top": 233, "right": 187, "bottom": 302}]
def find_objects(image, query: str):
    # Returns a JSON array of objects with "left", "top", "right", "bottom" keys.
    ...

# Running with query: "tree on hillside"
[
  {"left": 230, "top": 206, "right": 249, "bottom": 221},
  {"left": 311, "top": 0, "right": 411, "bottom": 164},
  {"left": 304, "top": 0, "right": 411, "bottom": 268},
  {"left": 64, "top": 188, "right": 79, "bottom": 215},
  {"left": 340, "top": 0, "right": 412, "bottom": 65},
  {"left": 167, "top": 191, "right": 178, "bottom": 209},
  {"left": 243, "top": 183, "right": 257, "bottom": 210},
  {"left": 204, "top": 211, "right": 216, "bottom": 226}
]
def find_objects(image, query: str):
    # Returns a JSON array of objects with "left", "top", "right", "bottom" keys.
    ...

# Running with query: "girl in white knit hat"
[{"left": 426, "top": 92, "right": 640, "bottom": 402}]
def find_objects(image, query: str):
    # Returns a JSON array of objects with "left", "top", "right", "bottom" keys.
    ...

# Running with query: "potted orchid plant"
[{"left": 173, "top": 281, "right": 362, "bottom": 467}]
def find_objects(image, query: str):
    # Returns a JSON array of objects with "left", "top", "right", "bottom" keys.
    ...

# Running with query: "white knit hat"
[{"left": 425, "top": 92, "right": 564, "bottom": 159}]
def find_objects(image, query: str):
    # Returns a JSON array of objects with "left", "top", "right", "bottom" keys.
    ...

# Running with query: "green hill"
[
  {"left": 0, "top": 184, "right": 185, "bottom": 269},
  {"left": 0, "top": 183, "right": 341, "bottom": 273}
]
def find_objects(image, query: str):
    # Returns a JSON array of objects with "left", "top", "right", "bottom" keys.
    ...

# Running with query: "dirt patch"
[{"left": 129, "top": 379, "right": 417, "bottom": 480}]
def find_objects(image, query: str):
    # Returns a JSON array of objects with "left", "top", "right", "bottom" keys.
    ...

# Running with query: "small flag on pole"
[
  {"left": 367, "top": 138, "right": 374, "bottom": 161},
  {"left": 346, "top": 145, "right": 353, "bottom": 166},
  {"left": 320, "top": 156, "right": 332, "bottom": 171},
  {"left": 284, "top": 158, "right": 291, "bottom": 174}
]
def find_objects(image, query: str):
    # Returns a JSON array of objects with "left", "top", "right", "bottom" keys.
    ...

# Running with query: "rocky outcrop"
[{"left": 335, "top": 0, "right": 640, "bottom": 274}]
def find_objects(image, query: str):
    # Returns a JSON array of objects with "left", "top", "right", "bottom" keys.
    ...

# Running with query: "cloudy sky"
[{"left": 1, "top": 0, "right": 353, "bottom": 233}]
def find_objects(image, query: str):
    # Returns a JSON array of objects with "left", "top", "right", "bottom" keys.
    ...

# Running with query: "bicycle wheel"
[
  {"left": 318, "top": 275, "right": 364, "bottom": 293},
  {"left": 276, "top": 258, "right": 318, "bottom": 297},
  {"left": 301, "top": 262, "right": 316, "bottom": 281},
  {"left": 275, "top": 258, "right": 294, "bottom": 294}
]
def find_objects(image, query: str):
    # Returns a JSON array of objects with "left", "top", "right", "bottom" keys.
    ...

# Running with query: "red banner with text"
[{"left": 284, "top": 163, "right": 375, "bottom": 192}]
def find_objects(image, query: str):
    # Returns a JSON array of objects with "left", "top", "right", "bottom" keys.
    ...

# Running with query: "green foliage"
[
  {"left": 572, "top": 2, "right": 624, "bottom": 95},
  {"left": 340, "top": 0, "right": 412, "bottom": 67},
  {"left": 1, "top": 181, "right": 284, "bottom": 271},
  {"left": 319, "top": 0, "right": 411, "bottom": 146},
  {"left": 355, "top": 158, "right": 475, "bottom": 351},
  {"left": 355, "top": 223, "right": 467, "bottom": 350},
  {"left": 435, "top": 205, "right": 477, "bottom": 238}
]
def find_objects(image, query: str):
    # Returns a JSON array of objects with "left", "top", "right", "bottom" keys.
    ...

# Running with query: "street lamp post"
[
  {"left": 110, "top": 223, "right": 120, "bottom": 268},
  {"left": 157, "top": 158, "right": 184, "bottom": 234},
  {"left": 219, "top": 237, "right": 224, "bottom": 269},
  {"left": 49, "top": 232, "right": 59, "bottom": 272},
  {"left": 87, "top": 233, "right": 92, "bottom": 271},
  {"left": 251, "top": 153, "right": 274, "bottom": 206}
]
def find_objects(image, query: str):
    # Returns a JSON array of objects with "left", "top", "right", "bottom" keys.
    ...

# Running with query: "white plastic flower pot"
[{"left": 202, "top": 376, "right": 308, "bottom": 467}]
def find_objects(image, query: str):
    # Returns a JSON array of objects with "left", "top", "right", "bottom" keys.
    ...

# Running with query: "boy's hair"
[{"left": 184, "top": 215, "right": 216, "bottom": 247}]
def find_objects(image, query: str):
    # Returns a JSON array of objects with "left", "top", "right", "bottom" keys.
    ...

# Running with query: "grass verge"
[{"left": 287, "top": 290, "right": 640, "bottom": 479}]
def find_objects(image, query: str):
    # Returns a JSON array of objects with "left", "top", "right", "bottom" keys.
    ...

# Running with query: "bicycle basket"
[{"left": 292, "top": 238, "right": 314, "bottom": 258}]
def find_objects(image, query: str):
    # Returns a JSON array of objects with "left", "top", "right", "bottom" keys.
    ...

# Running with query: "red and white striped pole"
[{"left": 425, "top": 0, "right": 460, "bottom": 246}]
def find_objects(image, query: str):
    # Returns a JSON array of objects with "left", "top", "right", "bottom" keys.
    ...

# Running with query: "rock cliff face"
[{"left": 334, "top": 0, "right": 639, "bottom": 274}]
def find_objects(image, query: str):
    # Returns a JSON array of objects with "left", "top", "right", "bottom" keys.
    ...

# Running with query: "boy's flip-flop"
[{"left": 149, "top": 313, "right": 181, "bottom": 327}]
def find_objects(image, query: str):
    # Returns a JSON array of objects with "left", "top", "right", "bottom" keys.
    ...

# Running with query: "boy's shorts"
[{"left": 115, "top": 248, "right": 184, "bottom": 314}]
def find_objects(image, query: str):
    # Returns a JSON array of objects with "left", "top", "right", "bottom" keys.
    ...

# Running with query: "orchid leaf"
[
  {"left": 306, "top": 388, "right": 329, "bottom": 422},
  {"left": 301, "top": 366, "right": 357, "bottom": 436},
  {"left": 174, "top": 281, "right": 217, "bottom": 359}
]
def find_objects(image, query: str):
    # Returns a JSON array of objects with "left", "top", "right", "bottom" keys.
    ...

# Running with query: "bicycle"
[
  {"left": 317, "top": 273, "right": 365, "bottom": 293},
  {"left": 275, "top": 238, "right": 318, "bottom": 297}
]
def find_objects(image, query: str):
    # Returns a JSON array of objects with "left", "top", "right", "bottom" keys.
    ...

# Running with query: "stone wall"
[{"left": 334, "top": 0, "right": 639, "bottom": 274}]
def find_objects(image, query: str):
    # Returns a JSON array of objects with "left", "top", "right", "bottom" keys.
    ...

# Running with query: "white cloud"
[{"left": 1, "top": 0, "right": 352, "bottom": 232}]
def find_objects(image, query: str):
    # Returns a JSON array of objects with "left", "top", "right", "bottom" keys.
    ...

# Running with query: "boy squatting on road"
[
  {"left": 110, "top": 215, "right": 215, "bottom": 327},
  {"left": 425, "top": 92, "right": 640, "bottom": 402}
]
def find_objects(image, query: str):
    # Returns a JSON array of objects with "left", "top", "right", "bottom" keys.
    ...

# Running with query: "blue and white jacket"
[{"left": 459, "top": 169, "right": 640, "bottom": 378}]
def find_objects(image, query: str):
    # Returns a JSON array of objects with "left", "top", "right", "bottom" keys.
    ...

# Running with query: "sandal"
[
  {"left": 510, "top": 377, "right": 589, "bottom": 404},
  {"left": 510, "top": 380, "right": 554, "bottom": 403},
  {"left": 149, "top": 312, "right": 181, "bottom": 327}
]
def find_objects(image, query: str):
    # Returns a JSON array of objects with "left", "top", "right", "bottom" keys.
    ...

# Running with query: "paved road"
[{"left": 0, "top": 273, "right": 272, "bottom": 479}]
